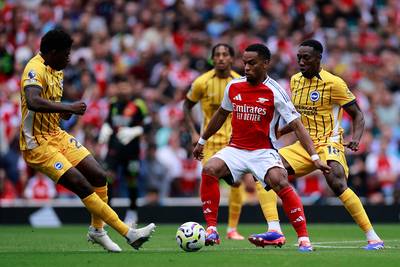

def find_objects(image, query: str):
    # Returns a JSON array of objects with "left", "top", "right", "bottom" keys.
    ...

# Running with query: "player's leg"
[
  {"left": 124, "top": 159, "right": 140, "bottom": 225},
  {"left": 324, "top": 160, "right": 384, "bottom": 250},
  {"left": 60, "top": 132, "right": 155, "bottom": 251},
  {"left": 265, "top": 167, "right": 313, "bottom": 252},
  {"left": 226, "top": 182, "right": 245, "bottom": 240},
  {"left": 255, "top": 181, "right": 283, "bottom": 232},
  {"left": 58, "top": 167, "right": 156, "bottom": 250},
  {"left": 201, "top": 157, "right": 230, "bottom": 246},
  {"left": 74, "top": 155, "right": 122, "bottom": 251},
  {"left": 249, "top": 143, "right": 311, "bottom": 248}
]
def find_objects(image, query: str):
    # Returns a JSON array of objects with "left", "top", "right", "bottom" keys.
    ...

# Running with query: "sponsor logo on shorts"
[{"left": 54, "top": 162, "right": 63, "bottom": 170}]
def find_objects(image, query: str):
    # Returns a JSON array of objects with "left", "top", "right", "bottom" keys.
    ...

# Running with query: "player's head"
[
  {"left": 40, "top": 29, "right": 73, "bottom": 71},
  {"left": 113, "top": 75, "right": 132, "bottom": 100},
  {"left": 211, "top": 43, "right": 234, "bottom": 71},
  {"left": 297, "top": 39, "right": 323, "bottom": 78},
  {"left": 243, "top": 43, "right": 271, "bottom": 84}
]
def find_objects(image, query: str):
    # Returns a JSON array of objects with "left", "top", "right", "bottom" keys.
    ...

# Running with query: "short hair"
[
  {"left": 244, "top": 43, "right": 271, "bottom": 61},
  {"left": 211, "top": 43, "right": 235, "bottom": 58},
  {"left": 113, "top": 75, "right": 128, "bottom": 83},
  {"left": 40, "top": 29, "right": 73, "bottom": 54},
  {"left": 300, "top": 39, "right": 323, "bottom": 54}
]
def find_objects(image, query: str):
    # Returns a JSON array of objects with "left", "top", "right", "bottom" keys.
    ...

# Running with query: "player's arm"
[
  {"left": 193, "top": 107, "right": 230, "bottom": 160},
  {"left": 289, "top": 118, "right": 330, "bottom": 173},
  {"left": 24, "top": 85, "right": 86, "bottom": 115},
  {"left": 183, "top": 98, "right": 200, "bottom": 145},
  {"left": 276, "top": 122, "right": 293, "bottom": 138},
  {"left": 343, "top": 101, "right": 364, "bottom": 151}
]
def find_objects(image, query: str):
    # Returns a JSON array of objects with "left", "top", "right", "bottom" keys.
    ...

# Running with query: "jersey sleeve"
[
  {"left": 272, "top": 82, "right": 300, "bottom": 124},
  {"left": 21, "top": 62, "right": 46, "bottom": 89},
  {"left": 186, "top": 77, "right": 204, "bottom": 103},
  {"left": 331, "top": 77, "right": 356, "bottom": 106},
  {"left": 221, "top": 81, "right": 233, "bottom": 111}
]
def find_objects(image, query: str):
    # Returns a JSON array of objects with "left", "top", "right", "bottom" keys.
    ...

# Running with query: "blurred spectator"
[
  {"left": 0, "top": 168, "right": 17, "bottom": 200},
  {"left": 100, "top": 75, "right": 149, "bottom": 224},
  {"left": 23, "top": 172, "right": 56, "bottom": 200},
  {"left": 141, "top": 143, "right": 167, "bottom": 204},
  {"left": 366, "top": 138, "right": 399, "bottom": 205}
]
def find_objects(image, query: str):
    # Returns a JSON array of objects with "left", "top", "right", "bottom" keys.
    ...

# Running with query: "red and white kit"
[{"left": 212, "top": 76, "right": 299, "bottom": 186}]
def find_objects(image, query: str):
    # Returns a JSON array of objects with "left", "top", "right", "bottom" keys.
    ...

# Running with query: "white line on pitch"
[{"left": 312, "top": 239, "right": 400, "bottom": 245}]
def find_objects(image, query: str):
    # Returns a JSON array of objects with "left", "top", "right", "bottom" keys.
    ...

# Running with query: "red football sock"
[
  {"left": 200, "top": 173, "right": 220, "bottom": 227},
  {"left": 277, "top": 186, "right": 308, "bottom": 237}
]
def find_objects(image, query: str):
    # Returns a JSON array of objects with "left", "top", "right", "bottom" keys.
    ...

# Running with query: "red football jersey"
[{"left": 221, "top": 76, "right": 299, "bottom": 150}]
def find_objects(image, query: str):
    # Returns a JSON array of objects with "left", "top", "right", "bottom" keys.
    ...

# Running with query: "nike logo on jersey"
[
  {"left": 256, "top": 97, "right": 269, "bottom": 103},
  {"left": 233, "top": 94, "right": 242, "bottom": 101}
]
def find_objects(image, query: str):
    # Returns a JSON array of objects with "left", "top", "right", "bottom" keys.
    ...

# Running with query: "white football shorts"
[{"left": 212, "top": 146, "right": 285, "bottom": 187}]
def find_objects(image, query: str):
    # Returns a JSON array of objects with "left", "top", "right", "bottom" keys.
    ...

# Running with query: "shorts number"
[
  {"left": 69, "top": 137, "right": 82, "bottom": 148},
  {"left": 327, "top": 146, "right": 339, "bottom": 155}
]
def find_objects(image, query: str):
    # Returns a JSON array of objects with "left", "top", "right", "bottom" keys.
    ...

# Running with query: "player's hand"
[
  {"left": 313, "top": 159, "right": 331, "bottom": 174},
  {"left": 193, "top": 143, "right": 204, "bottom": 161},
  {"left": 191, "top": 132, "right": 200, "bottom": 146},
  {"left": 69, "top": 101, "right": 87, "bottom": 115},
  {"left": 344, "top": 140, "right": 360, "bottom": 152},
  {"left": 117, "top": 126, "right": 144, "bottom": 145},
  {"left": 98, "top": 123, "right": 113, "bottom": 144}
]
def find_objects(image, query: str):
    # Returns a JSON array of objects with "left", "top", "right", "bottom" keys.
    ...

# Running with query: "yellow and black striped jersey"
[
  {"left": 20, "top": 54, "right": 64, "bottom": 150},
  {"left": 186, "top": 69, "right": 240, "bottom": 148},
  {"left": 290, "top": 69, "right": 356, "bottom": 146}
]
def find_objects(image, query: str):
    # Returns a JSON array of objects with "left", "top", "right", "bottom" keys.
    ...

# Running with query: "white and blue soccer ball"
[{"left": 176, "top": 222, "right": 206, "bottom": 252}]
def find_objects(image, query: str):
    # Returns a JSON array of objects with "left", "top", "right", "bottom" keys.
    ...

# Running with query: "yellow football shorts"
[
  {"left": 279, "top": 140, "right": 349, "bottom": 178},
  {"left": 22, "top": 130, "right": 90, "bottom": 182},
  {"left": 202, "top": 143, "right": 226, "bottom": 166}
]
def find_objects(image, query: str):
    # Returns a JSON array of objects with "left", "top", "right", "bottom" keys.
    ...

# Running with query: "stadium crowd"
[{"left": 1, "top": 0, "right": 400, "bottom": 205}]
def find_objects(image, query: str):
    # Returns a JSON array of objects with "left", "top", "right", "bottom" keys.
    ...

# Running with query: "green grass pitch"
[{"left": 0, "top": 224, "right": 399, "bottom": 267}]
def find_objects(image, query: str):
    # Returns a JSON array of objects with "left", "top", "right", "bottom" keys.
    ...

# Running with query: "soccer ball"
[{"left": 176, "top": 222, "right": 206, "bottom": 252}]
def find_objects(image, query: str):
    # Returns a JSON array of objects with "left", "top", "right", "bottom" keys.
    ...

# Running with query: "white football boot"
[
  {"left": 87, "top": 226, "right": 122, "bottom": 252},
  {"left": 126, "top": 223, "right": 156, "bottom": 250}
]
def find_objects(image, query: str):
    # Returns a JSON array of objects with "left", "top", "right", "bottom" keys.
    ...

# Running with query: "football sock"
[
  {"left": 268, "top": 221, "right": 282, "bottom": 233},
  {"left": 339, "top": 188, "right": 373, "bottom": 233},
  {"left": 200, "top": 173, "right": 220, "bottom": 227},
  {"left": 278, "top": 186, "right": 308, "bottom": 238},
  {"left": 256, "top": 182, "right": 280, "bottom": 229},
  {"left": 82, "top": 192, "right": 129, "bottom": 236},
  {"left": 227, "top": 185, "right": 244, "bottom": 229},
  {"left": 366, "top": 229, "right": 381, "bottom": 241},
  {"left": 91, "top": 185, "right": 108, "bottom": 229},
  {"left": 298, "top": 236, "right": 311, "bottom": 244}
]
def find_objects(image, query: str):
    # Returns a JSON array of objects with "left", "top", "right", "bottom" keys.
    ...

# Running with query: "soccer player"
[
  {"left": 183, "top": 43, "right": 283, "bottom": 243},
  {"left": 98, "top": 75, "right": 148, "bottom": 225},
  {"left": 19, "top": 29, "right": 155, "bottom": 252},
  {"left": 193, "top": 43, "right": 331, "bottom": 252},
  {"left": 249, "top": 39, "right": 384, "bottom": 250}
]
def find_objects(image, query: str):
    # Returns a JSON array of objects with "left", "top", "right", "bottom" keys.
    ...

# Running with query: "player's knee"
[
  {"left": 330, "top": 179, "right": 347, "bottom": 196},
  {"left": 326, "top": 161, "right": 347, "bottom": 195},
  {"left": 58, "top": 168, "right": 93, "bottom": 198},
  {"left": 202, "top": 164, "right": 220, "bottom": 177},
  {"left": 266, "top": 167, "right": 289, "bottom": 191}
]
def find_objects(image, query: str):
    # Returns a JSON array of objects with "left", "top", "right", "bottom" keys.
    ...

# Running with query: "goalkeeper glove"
[
  {"left": 98, "top": 123, "right": 113, "bottom": 144},
  {"left": 117, "top": 126, "right": 143, "bottom": 145}
]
